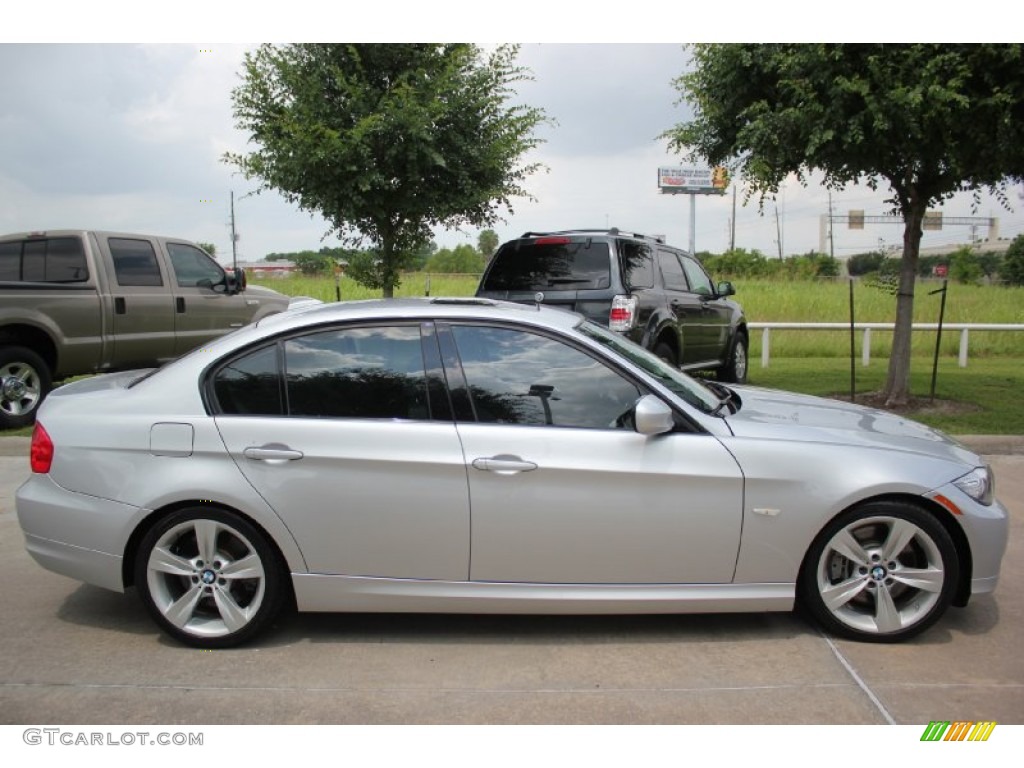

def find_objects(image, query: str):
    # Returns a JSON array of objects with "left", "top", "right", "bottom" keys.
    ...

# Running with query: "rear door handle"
[
  {"left": 243, "top": 445, "right": 304, "bottom": 463},
  {"left": 471, "top": 456, "right": 538, "bottom": 475}
]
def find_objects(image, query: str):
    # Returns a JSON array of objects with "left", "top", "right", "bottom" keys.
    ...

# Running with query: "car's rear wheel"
[
  {"left": 0, "top": 347, "right": 51, "bottom": 429},
  {"left": 653, "top": 341, "right": 678, "bottom": 368},
  {"left": 136, "top": 508, "right": 286, "bottom": 648},
  {"left": 800, "top": 502, "right": 957, "bottom": 642}
]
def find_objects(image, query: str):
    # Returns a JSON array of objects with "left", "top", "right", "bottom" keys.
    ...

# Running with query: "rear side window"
[
  {"left": 213, "top": 345, "right": 283, "bottom": 416},
  {"left": 108, "top": 238, "right": 164, "bottom": 287},
  {"left": 481, "top": 240, "right": 612, "bottom": 291},
  {"left": 0, "top": 237, "right": 89, "bottom": 283},
  {"left": 620, "top": 241, "right": 654, "bottom": 289}
]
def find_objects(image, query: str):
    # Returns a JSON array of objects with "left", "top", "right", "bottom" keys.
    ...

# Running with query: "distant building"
[{"left": 237, "top": 260, "right": 296, "bottom": 277}]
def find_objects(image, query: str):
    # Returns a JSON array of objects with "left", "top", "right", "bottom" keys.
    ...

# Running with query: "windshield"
[{"left": 576, "top": 321, "right": 723, "bottom": 414}]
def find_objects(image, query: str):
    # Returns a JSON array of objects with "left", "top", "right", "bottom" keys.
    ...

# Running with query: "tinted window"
[
  {"left": 681, "top": 255, "right": 713, "bottom": 296},
  {"left": 285, "top": 326, "right": 429, "bottom": 420},
  {"left": 108, "top": 238, "right": 163, "bottom": 287},
  {"left": 620, "top": 241, "right": 654, "bottom": 289},
  {"left": 167, "top": 242, "right": 225, "bottom": 287},
  {"left": 482, "top": 240, "right": 612, "bottom": 291},
  {"left": 0, "top": 238, "right": 88, "bottom": 283},
  {"left": 214, "top": 345, "right": 283, "bottom": 416},
  {"left": 658, "top": 250, "right": 688, "bottom": 291},
  {"left": 451, "top": 325, "right": 640, "bottom": 429}
]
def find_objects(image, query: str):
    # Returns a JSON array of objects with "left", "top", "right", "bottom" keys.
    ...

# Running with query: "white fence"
[{"left": 749, "top": 323, "right": 1024, "bottom": 368}]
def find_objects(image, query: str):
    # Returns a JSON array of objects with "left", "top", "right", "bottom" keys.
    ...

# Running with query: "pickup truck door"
[
  {"left": 98, "top": 236, "right": 178, "bottom": 368},
  {"left": 162, "top": 241, "right": 254, "bottom": 355}
]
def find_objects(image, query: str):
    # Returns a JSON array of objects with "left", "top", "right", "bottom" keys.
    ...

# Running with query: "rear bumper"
[{"left": 16, "top": 473, "right": 141, "bottom": 593}]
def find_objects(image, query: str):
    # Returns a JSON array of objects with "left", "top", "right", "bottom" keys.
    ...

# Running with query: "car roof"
[{"left": 257, "top": 296, "right": 584, "bottom": 332}]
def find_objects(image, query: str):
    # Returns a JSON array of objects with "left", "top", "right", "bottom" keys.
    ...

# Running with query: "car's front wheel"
[
  {"left": 719, "top": 332, "right": 748, "bottom": 384},
  {"left": 800, "top": 501, "right": 958, "bottom": 642},
  {"left": 135, "top": 508, "right": 287, "bottom": 648}
]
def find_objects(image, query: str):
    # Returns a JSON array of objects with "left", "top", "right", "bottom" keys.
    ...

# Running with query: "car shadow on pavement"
[{"left": 56, "top": 584, "right": 154, "bottom": 637}]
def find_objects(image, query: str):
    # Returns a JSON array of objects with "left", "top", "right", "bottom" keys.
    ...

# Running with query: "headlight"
[{"left": 953, "top": 465, "right": 995, "bottom": 506}]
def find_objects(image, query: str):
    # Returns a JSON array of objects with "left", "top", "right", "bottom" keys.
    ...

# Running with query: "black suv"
[{"left": 476, "top": 228, "right": 748, "bottom": 383}]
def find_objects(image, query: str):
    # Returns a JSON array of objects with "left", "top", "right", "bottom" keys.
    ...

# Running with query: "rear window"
[
  {"left": 0, "top": 237, "right": 89, "bottom": 283},
  {"left": 481, "top": 240, "right": 612, "bottom": 291}
]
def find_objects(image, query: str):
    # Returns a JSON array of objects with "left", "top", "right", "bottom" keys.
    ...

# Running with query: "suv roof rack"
[{"left": 519, "top": 228, "right": 666, "bottom": 244}]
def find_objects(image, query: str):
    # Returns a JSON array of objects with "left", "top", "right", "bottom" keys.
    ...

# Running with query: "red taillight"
[
  {"left": 609, "top": 295, "right": 637, "bottom": 331},
  {"left": 533, "top": 236, "right": 571, "bottom": 245},
  {"left": 30, "top": 422, "right": 54, "bottom": 474}
]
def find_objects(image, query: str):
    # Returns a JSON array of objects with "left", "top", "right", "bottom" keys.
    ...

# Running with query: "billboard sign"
[{"left": 658, "top": 166, "right": 728, "bottom": 195}]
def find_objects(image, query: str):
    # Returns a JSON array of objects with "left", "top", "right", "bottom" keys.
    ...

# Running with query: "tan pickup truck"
[{"left": 1, "top": 230, "right": 291, "bottom": 428}]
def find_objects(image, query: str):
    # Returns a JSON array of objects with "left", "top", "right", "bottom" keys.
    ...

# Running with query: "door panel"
[
  {"left": 460, "top": 424, "right": 743, "bottom": 584},
  {"left": 216, "top": 418, "right": 470, "bottom": 579}
]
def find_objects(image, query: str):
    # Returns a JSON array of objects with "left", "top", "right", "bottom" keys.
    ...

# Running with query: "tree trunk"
[
  {"left": 381, "top": 230, "right": 395, "bottom": 299},
  {"left": 882, "top": 200, "right": 925, "bottom": 407}
]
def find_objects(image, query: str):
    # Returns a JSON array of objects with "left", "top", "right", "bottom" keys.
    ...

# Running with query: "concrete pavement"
[{"left": 0, "top": 439, "right": 1021, "bottom": 724}]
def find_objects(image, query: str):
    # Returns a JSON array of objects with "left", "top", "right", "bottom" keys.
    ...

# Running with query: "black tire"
[
  {"left": 653, "top": 341, "right": 678, "bottom": 368},
  {"left": 135, "top": 507, "right": 287, "bottom": 648},
  {"left": 719, "top": 332, "right": 748, "bottom": 384},
  {"left": 799, "top": 501, "right": 958, "bottom": 643},
  {"left": 0, "top": 346, "right": 52, "bottom": 429}
]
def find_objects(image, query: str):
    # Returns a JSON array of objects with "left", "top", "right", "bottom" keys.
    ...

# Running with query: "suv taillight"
[
  {"left": 30, "top": 422, "right": 54, "bottom": 474},
  {"left": 609, "top": 295, "right": 638, "bottom": 332}
]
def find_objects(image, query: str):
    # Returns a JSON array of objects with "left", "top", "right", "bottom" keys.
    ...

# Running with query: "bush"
[{"left": 1001, "top": 235, "right": 1024, "bottom": 286}]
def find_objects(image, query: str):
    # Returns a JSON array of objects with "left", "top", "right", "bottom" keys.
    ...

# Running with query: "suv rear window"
[{"left": 482, "top": 240, "right": 612, "bottom": 291}]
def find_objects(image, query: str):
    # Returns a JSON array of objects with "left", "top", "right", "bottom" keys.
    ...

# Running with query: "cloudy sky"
[{"left": 3, "top": 9, "right": 1021, "bottom": 266}]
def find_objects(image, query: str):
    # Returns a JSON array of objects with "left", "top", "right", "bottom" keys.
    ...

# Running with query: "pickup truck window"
[
  {"left": 167, "top": 242, "right": 225, "bottom": 287},
  {"left": 108, "top": 238, "right": 164, "bottom": 287},
  {"left": 0, "top": 237, "right": 89, "bottom": 283}
]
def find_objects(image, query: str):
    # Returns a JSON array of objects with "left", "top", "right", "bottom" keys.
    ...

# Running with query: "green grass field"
[{"left": 3, "top": 275, "right": 1020, "bottom": 436}]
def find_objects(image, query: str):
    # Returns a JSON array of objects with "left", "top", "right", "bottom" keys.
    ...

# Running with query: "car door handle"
[
  {"left": 243, "top": 445, "right": 304, "bottom": 463},
  {"left": 471, "top": 456, "right": 538, "bottom": 474}
]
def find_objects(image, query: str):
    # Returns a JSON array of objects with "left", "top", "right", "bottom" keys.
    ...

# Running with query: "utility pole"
[
  {"left": 230, "top": 191, "right": 238, "bottom": 271},
  {"left": 774, "top": 204, "right": 783, "bottom": 260},
  {"left": 729, "top": 185, "right": 736, "bottom": 251},
  {"left": 828, "top": 192, "right": 835, "bottom": 260}
]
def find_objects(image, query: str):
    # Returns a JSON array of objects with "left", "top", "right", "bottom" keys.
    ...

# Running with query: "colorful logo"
[{"left": 920, "top": 721, "right": 997, "bottom": 741}]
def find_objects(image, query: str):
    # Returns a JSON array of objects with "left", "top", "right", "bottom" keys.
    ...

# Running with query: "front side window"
[
  {"left": 681, "top": 255, "right": 714, "bottom": 296},
  {"left": 167, "top": 242, "right": 225, "bottom": 287},
  {"left": 285, "top": 325, "right": 429, "bottom": 420},
  {"left": 108, "top": 238, "right": 163, "bottom": 287},
  {"left": 450, "top": 325, "right": 640, "bottom": 429}
]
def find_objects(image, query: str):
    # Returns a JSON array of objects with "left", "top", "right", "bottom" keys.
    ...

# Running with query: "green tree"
[
  {"left": 426, "top": 243, "right": 486, "bottom": 273},
  {"left": 477, "top": 229, "right": 500, "bottom": 261},
  {"left": 1001, "top": 234, "right": 1024, "bottom": 285},
  {"left": 665, "top": 44, "right": 1024, "bottom": 405},
  {"left": 224, "top": 44, "right": 546, "bottom": 297},
  {"left": 196, "top": 242, "right": 217, "bottom": 257},
  {"left": 292, "top": 251, "right": 334, "bottom": 275},
  {"left": 949, "top": 246, "right": 983, "bottom": 284}
]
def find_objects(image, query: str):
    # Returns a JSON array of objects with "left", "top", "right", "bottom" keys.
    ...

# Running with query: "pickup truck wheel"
[{"left": 0, "top": 347, "right": 51, "bottom": 429}]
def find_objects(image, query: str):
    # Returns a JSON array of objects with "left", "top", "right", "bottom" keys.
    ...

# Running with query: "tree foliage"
[
  {"left": 666, "top": 44, "right": 1024, "bottom": 404},
  {"left": 225, "top": 44, "right": 546, "bottom": 296},
  {"left": 477, "top": 229, "right": 500, "bottom": 261},
  {"left": 426, "top": 243, "right": 486, "bottom": 273},
  {"left": 1002, "top": 234, "right": 1024, "bottom": 286}
]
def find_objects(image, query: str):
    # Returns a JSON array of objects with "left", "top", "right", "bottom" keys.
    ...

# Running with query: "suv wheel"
[
  {"left": 653, "top": 342, "right": 678, "bottom": 368},
  {"left": 719, "top": 333, "right": 748, "bottom": 384}
]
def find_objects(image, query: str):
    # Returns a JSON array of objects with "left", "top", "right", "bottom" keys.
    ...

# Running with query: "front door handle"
[
  {"left": 243, "top": 444, "right": 304, "bottom": 463},
  {"left": 471, "top": 455, "right": 538, "bottom": 475}
]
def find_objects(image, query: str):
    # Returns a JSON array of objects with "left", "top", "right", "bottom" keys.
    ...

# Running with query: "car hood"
[{"left": 722, "top": 385, "right": 980, "bottom": 465}]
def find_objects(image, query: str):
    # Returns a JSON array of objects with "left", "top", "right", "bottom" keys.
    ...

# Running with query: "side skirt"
[{"left": 292, "top": 574, "right": 795, "bottom": 614}]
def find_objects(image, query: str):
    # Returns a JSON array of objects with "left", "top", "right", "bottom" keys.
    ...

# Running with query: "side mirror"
[
  {"left": 634, "top": 395, "right": 674, "bottom": 436},
  {"left": 224, "top": 267, "right": 247, "bottom": 295},
  {"left": 717, "top": 281, "right": 736, "bottom": 297}
]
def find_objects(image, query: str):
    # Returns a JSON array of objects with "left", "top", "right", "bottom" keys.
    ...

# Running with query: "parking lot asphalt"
[{"left": 0, "top": 437, "right": 1021, "bottom": 725}]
